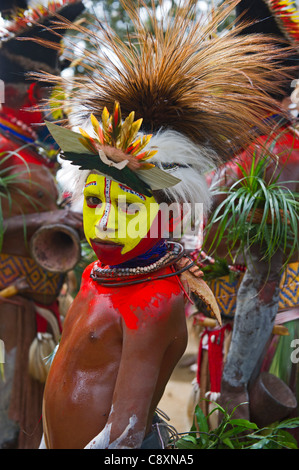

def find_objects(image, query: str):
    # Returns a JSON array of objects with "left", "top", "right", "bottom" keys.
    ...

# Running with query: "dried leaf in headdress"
[{"left": 45, "top": 116, "right": 178, "bottom": 194}]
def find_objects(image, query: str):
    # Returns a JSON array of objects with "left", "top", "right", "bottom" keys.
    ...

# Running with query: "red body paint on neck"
[{"left": 81, "top": 262, "right": 182, "bottom": 330}]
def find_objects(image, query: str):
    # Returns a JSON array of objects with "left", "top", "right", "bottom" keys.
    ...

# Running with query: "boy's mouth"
[{"left": 91, "top": 238, "right": 124, "bottom": 247}]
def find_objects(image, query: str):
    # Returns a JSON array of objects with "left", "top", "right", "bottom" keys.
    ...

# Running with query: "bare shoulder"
[
  {"left": 75, "top": 264, "right": 185, "bottom": 332},
  {"left": 119, "top": 273, "right": 185, "bottom": 334},
  {"left": 79, "top": 262, "right": 98, "bottom": 292}
]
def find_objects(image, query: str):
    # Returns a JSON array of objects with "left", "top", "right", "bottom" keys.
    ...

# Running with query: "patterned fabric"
[
  {"left": 209, "top": 262, "right": 299, "bottom": 319},
  {"left": 0, "top": 253, "right": 63, "bottom": 296},
  {"left": 209, "top": 275, "right": 243, "bottom": 319},
  {"left": 279, "top": 262, "right": 299, "bottom": 310}
]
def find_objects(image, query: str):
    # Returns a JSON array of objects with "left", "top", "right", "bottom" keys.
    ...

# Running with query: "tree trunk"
[{"left": 220, "top": 244, "right": 283, "bottom": 419}]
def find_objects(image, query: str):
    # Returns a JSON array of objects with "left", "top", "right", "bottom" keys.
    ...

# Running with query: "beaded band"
[{"left": 90, "top": 241, "right": 185, "bottom": 284}]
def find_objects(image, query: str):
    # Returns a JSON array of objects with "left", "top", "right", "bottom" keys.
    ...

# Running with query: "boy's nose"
[
  {"left": 95, "top": 203, "right": 117, "bottom": 237},
  {"left": 98, "top": 202, "right": 111, "bottom": 229}
]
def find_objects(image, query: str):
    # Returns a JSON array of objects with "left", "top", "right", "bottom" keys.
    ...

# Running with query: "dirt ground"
[{"left": 157, "top": 317, "right": 199, "bottom": 436}]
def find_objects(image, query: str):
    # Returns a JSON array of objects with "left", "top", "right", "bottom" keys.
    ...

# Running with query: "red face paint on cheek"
[{"left": 90, "top": 209, "right": 170, "bottom": 266}]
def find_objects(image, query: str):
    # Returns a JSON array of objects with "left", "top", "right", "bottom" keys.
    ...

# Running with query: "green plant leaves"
[
  {"left": 62, "top": 150, "right": 153, "bottom": 197},
  {"left": 45, "top": 120, "right": 181, "bottom": 194},
  {"left": 204, "top": 150, "right": 299, "bottom": 268},
  {"left": 173, "top": 403, "right": 299, "bottom": 449}
]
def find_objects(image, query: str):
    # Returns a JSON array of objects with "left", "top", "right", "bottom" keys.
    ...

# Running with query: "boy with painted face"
[
  {"left": 38, "top": 0, "right": 291, "bottom": 450},
  {"left": 41, "top": 108, "right": 214, "bottom": 449},
  {"left": 42, "top": 195, "right": 188, "bottom": 448}
]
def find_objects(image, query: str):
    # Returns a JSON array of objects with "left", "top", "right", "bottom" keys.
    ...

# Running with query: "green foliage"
[
  {"left": 200, "top": 256, "right": 237, "bottom": 282},
  {"left": 66, "top": 0, "right": 214, "bottom": 75},
  {"left": 66, "top": 0, "right": 168, "bottom": 75},
  {"left": 86, "top": 0, "right": 202, "bottom": 38},
  {"left": 0, "top": 150, "right": 30, "bottom": 251},
  {"left": 204, "top": 140, "right": 299, "bottom": 268},
  {"left": 87, "top": 0, "right": 136, "bottom": 38},
  {"left": 72, "top": 241, "right": 97, "bottom": 297},
  {"left": 173, "top": 403, "right": 299, "bottom": 449},
  {"left": 215, "top": 0, "right": 236, "bottom": 32},
  {"left": 269, "top": 321, "right": 299, "bottom": 405}
]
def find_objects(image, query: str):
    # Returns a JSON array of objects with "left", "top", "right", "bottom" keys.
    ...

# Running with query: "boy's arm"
[{"left": 85, "top": 291, "right": 185, "bottom": 449}]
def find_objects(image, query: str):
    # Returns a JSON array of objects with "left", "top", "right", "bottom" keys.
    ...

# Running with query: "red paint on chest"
[{"left": 80, "top": 262, "right": 181, "bottom": 329}]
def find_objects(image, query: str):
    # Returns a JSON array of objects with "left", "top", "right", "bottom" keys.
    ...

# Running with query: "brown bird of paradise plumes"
[{"left": 29, "top": 0, "right": 295, "bottom": 210}]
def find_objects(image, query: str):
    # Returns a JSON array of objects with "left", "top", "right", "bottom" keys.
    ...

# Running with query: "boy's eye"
[
  {"left": 86, "top": 196, "right": 102, "bottom": 208},
  {"left": 119, "top": 202, "right": 142, "bottom": 215}
]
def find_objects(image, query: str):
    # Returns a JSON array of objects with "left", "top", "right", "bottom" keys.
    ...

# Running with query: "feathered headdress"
[
  {"left": 0, "top": 0, "right": 85, "bottom": 81},
  {"left": 35, "top": 0, "right": 293, "bottom": 212}
]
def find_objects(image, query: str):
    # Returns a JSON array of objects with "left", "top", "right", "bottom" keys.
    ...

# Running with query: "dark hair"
[
  {"left": 0, "top": 0, "right": 28, "bottom": 18},
  {"left": 236, "top": 0, "right": 299, "bottom": 100},
  {"left": 0, "top": 2, "right": 85, "bottom": 83}
]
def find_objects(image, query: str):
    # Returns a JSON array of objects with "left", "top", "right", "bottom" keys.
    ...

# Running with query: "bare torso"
[{"left": 42, "top": 263, "right": 187, "bottom": 449}]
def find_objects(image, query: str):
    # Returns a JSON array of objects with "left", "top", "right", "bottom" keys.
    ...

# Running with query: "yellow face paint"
[{"left": 83, "top": 173, "right": 159, "bottom": 265}]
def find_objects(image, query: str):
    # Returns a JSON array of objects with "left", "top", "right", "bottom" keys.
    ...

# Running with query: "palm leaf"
[
  {"left": 204, "top": 148, "right": 299, "bottom": 268},
  {"left": 62, "top": 150, "right": 152, "bottom": 196}
]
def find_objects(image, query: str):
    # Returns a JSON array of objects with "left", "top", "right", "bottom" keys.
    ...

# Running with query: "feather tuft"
[{"left": 32, "top": 0, "right": 295, "bottom": 207}]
